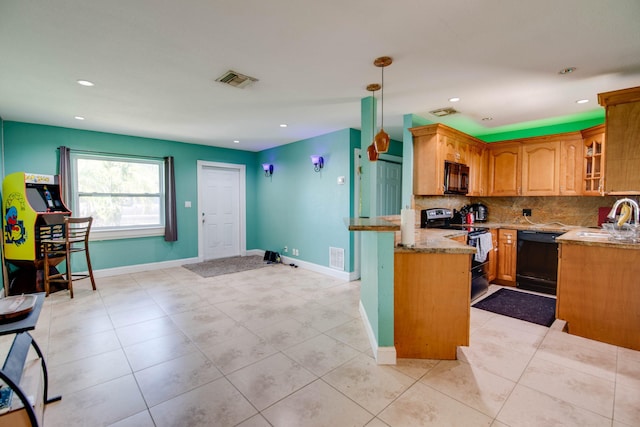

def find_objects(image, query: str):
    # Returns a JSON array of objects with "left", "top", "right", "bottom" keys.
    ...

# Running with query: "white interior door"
[
  {"left": 198, "top": 161, "right": 246, "bottom": 261},
  {"left": 376, "top": 159, "right": 402, "bottom": 216}
]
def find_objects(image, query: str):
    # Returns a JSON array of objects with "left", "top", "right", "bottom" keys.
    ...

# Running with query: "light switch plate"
[{"left": 185, "top": 201, "right": 192, "bottom": 208}]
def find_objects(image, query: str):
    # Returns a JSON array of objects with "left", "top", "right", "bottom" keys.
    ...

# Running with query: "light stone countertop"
[
  {"left": 348, "top": 215, "right": 639, "bottom": 254},
  {"left": 556, "top": 227, "right": 640, "bottom": 250},
  {"left": 395, "top": 228, "right": 475, "bottom": 254},
  {"left": 345, "top": 216, "right": 474, "bottom": 254},
  {"left": 345, "top": 217, "right": 400, "bottom": 232}
]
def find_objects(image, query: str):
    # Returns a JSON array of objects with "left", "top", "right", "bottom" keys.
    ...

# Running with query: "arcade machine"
[{"left": 2, "top": 172, "right": 71, "bottom": 295}]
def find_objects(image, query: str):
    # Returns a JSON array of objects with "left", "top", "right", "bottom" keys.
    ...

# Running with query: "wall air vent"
[
  {"left": 329, "top": 247, "right": 345, "bottom": 271},
  {"left": 429, "top": 107, "right": 459, "bottom": 117},
  {"left": 215, "top": 70, "right": 259, "bottom": 89}
]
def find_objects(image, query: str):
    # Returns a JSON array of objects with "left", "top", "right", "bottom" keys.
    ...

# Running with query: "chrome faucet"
[{"left": 607, "top": 197, "right": 640, "bottom": 225}]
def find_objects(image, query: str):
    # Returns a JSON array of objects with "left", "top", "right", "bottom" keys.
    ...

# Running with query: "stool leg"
[
  {"left": 65, "top": 244, "right": 73, "bottom": 299},
  {"left": 43, "top": 244, "right": 50, "bottom": 296},
  {"left": 85, "top": 245, "right": 97, "bottom": 291}
]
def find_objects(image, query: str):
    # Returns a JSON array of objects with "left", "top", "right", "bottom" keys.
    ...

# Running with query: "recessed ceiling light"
[
  {"left": 481, "top": 117, "right": 493, "bottom": 121},
  {"left": 448, "top": 97, "right": 460, "bottom": 102},
  {"left": 558, "top": 67, "right": 576, "bottom": 75},
  {"left": 576, "top": 99, "right": 589, "bottom": 104},
  {"left": 279, "top": 124, "right": 288, "bottom": 128},
  {"left": 74, "top": 116, "right": 85, "bottom": 120},
  {"left": 77, "top": 79, "right": 95, "bottom": 86},
  {"left": 233, "top": 140, "right": 240, "bottom": 144}
]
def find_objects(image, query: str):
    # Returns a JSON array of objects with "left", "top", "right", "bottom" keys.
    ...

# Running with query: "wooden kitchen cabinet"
[
  {"left": 598, "top": 86, "right": 640, "bottom": 194},
  {"left": 394, "top": 251, "right": 470, "bottom": 359},
  {"left": 581, "top": 124, "right": 605, "bottom": 195},
  {"left": 489, "top": 133, "right": 585, "bottom": 196},
  {"left": 496, "top": 229, "right": 517, "bottom": 285},
  {"left": 521, "top": 140, "right": 560, "bottom": 196},
  {"left": 411, "top": 125, "right": 446, "bottom": 195},
  {"left": 560, "top": 134, "right": 584, "bottom": 195},
  {"left": 410, "top": 124, "right": 484, "bottom": 196},
  {"left": 557, "top": 242, "right": 640, "bottom": 351},
  {"left": 467, "top": 141, "right": 488, "bottom": 196},
  {"left": 486, "top": 228, "right": 498, "bottom": 282},
  {"left": 488, "top": 142, "right": 521, "bottom": 196}
]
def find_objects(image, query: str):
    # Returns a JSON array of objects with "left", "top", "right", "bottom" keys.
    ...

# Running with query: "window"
[{"left": 71, "top": 153, "right": 165, "bottom": 239}]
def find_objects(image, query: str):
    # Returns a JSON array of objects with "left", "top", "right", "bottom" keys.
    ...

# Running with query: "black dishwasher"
[{"left": 516, "top": 230, "right": 562, "bottom": 295}]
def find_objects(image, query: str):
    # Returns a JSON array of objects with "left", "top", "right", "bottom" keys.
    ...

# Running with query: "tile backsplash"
[{"left": 414, "top": 195, "right": 634, "bottom": 227}]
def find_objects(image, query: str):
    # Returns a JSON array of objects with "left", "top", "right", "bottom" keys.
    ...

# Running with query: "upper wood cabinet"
[
  {"left": 488, "top": 142, "right": 521, "bottom": 196},
  {"left": 598, "top": 86, "right": 640, "bottom": 195},
  {"left": 467, "top": 141, "right": 488, "bottom": 196},
  {"left": 521, "top": 140, "right": 560, "bottom": 196},
  {"left": 581, "top": 124, "right": 605, "bottom": 196},
  {"left": 488, "top": 133, "right": 585, "bottom": 196},
  {"left": 410, "top": 124, "right": 484, "bottom": 196},
  {"left": 411, "top": 125, "right": 446, "bottom": 195},
  {"left": 412, "top": 123, "right": 598, "bottom": 197},
  {"left": 560, "top": 134, "right": 584, "bottom": 196}
]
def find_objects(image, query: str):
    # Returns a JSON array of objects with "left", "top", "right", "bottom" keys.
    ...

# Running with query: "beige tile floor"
[{"left": 6, "top": 264, "right": 638, "bottom": 426}]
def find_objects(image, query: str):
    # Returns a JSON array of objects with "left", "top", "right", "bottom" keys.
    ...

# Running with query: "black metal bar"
[
  {"left": 26, "top": 332, "right": 61, "bottom": 404},
  {"left": 0, "top": 366, "right": 39, "bottom": 427}
]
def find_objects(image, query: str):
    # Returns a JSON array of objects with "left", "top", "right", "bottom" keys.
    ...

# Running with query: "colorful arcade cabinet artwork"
[{"left": 2, "top": 172, "right": 71, "bottom": 295}]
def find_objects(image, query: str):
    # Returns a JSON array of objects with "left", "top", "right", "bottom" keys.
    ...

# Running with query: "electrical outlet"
[
  {"left": 523, "top": 208, "right": 532, "bottom": 217},
  {"left": 284, "top": 246, "right": 288, "bottom": 253}
]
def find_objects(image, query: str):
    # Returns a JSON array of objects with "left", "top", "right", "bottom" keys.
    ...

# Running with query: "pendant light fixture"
[
  {"left": 366, "top": 83, "right": 381, "bottom": 162},
  {"left": 373, "top": 56, "right": 392, "bottom": 154}
]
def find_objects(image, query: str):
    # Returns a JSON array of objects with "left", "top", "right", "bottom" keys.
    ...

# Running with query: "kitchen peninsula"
[
  {"left": 556, "top": 229, "right": 640, "bottom": 351},
  {"left": 347, "top": 217, "right": 474, "bottom": 363}
]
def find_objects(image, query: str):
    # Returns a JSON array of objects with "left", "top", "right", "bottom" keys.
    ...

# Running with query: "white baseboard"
[
  {"left": 92, "top": 249, "right": 354, "bottom": 281},
  {"left": 92, "top": 257, "right": 200, "bottom": 278},
  {"left": 359, "top": 301, "right": 397, "bottom": 365},
  {"left": 279, "top": 255, "right": 352, "bottom": 281}
]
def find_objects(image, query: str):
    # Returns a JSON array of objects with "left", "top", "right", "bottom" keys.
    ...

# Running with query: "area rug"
[
  {"left": 183, "top": 255, "right": 269, "bottom": 278},
  {"left": 472, "top": 288, "right": 556, "bottom": 327}
]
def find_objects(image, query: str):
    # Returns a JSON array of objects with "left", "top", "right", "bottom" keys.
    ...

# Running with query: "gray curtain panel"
[
  {"left": 58, "top": 146, "right": 71, "bottom": 208},
  {"left": 164, "top": 156, "right": 178, "bottom": 242}
]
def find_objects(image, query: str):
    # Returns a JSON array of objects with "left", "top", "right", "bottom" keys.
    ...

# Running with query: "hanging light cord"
[
  {"left": 372, "top": 89, "right": 375, "bottom": 138},
  {"left": 380, "top": 66, "right": 384, "bottom": 130}
]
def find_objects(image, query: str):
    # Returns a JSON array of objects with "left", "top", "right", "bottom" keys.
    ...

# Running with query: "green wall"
[
  {"left": 255, "top": 128, "right": 358, "bottom": 271},
  {"left": 2, "top": 122, "right": 259, "bottom": 270},
  {"left": 2, "top": 121, "right": 360, "bottom": 276},
  {"left": 478, "top": 116, "right": 605, "bottom": 143}
]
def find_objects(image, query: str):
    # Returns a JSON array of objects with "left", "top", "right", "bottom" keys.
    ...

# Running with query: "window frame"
[{"left": 70, "top": 152, "right": 166, "bottom": 240}]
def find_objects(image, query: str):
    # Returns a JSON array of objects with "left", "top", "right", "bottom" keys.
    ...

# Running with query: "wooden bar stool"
[{"left": 42, "top": 216, "right": 97, "bottom": 298}]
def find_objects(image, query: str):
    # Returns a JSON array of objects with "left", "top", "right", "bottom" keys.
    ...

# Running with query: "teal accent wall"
[
  {"left": 385, "top": 138, "right": 403, "bottom": 157},
  {"left": 2, "top": 122, "right": 259, "bottom": 270},
  {"left": 360, "top": 96, "right": 375, "bottom": 217},
  {"left": 360, "top": 231, "right": 395, "bottom": 346},
  {"left": 255, "top": 128, "right": 357, "bottom": 271}
]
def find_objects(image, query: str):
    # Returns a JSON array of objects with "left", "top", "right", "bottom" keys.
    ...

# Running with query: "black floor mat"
[{"left": 472, "top": 288, "right": 556, "bottom": 327}]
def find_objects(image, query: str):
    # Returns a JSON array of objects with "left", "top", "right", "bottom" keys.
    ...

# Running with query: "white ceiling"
[{"left": 1, "top": 0, "right": 640, "bottom": 152}]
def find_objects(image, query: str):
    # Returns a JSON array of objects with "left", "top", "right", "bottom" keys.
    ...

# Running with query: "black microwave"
[{"left": 444, "top": 161, "right": 469, "bottom": 195}]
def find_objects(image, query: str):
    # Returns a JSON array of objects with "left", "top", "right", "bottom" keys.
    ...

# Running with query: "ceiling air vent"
[
  {"left": 215, "top": 70, "right": 258, "bottom": 89},
  {"left": 429, "top": 107, "right": 459, "bottom": 117}
]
